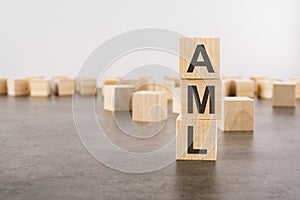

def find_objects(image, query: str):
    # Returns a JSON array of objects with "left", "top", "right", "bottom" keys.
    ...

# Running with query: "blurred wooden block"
[
  {"left": 273, "top": 82, "right": 296, "bottom": 107},
  {"left": 7, "top": 79, "right": 29, "bottom": 96},
  {"left": 30, "top": 79, "right": 50, "bottom": 97},
  {"left": 172, "top": 87, "right": 181, "bottom": 114},
  {"left": 55, "top": 78, "right": 74, "bottom": 96},
  {"left": 153, "top": 80, "right": 175, "bottom": 101},
  {"left": 104, "top": 85, "right": 135, "bottom": 111},
  {"left": 235, "top": 79, "right": 254, "bottom": 98},
  {"left": 258, "top": 80, "right": 275, "bottom": 99},
  {"left": 164, "top": 76, "right": 180, "bottom": 87},
  {"left": 0, "top": 79, "right": 7, "bottom": 94},
  {"left": 77, "top": 78, "right": 97, "bottom": 96},
  {"left": 135, "top": 83, "right": 155, "bottom": 91},
  {"left": 224, "top": 97, "right": 254, "bottom": 131},
  {"left": 290, "top": 77, "right": 300, "bottom": 99},
  {"left": 119, "top": 79, "right": 139, "bottom": 87},
  {"left": 181, "top": 79, "right": 222, "bottom": 120},
  {"left": 176, "top": 115, "right": 217, "bottom": 160},
  {"left": 179, "top": 38, "right": 220, "bottom": 79},
  {"left": 132, "top": 91, "right": 167, "bottom": 122},
  {"left": 222, "top": 79, "right": 235, "bottom": 96},
  {"left": 102, "top": 76, "right": 121, "bottom": 86},
  {"left": 250, "top": 76, "right": 267, "bottom": 93},
  {"left": 51, "top": 76, "right": 68, "bottom": 93}
]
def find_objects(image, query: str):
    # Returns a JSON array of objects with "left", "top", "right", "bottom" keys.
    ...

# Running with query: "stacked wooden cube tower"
[{"left": 177, "top": 38, "right": 221, "bottom": 161}]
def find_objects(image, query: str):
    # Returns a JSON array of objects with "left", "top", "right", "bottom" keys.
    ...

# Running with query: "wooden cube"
[
  {"left": 222, "top": 79, "right": 235, "bottom": 96},
  {"left": 272, "top": 82, "right": 296, "bottom": 107},
  {"left": 172, "top": 87, "right": 181, "bottom": 114},
  {"left": 176, "top": 115, "right": 217, "bottom": 160},
  {"left": 257, "top": 80, "right": 275, "bottom": 99},
  {"left": 224, "top": 97, "right": 254, "bottom": 131},
  {"left": 77, "top": 78, "right": 97, "bottom": 96},
  {"left": 181, "top": 79, "right": 222, "bottom": 120},
  {"left": 132, "top": 91, "right": 167, "bottom": 122},
  {"left": 234, "top": 79, "right": 254, "bottom": 98},
  {"left": 250, "top": 76, "right": 267, "bottom": 93},
  {"left": 179, "top": 38, "right": 220, "bottom": 79},
  {"left": 30, "top": 79, "right": 51, "bottom": 97},
  {"left": 153, "top": 80, "right": 175, "bottom": 101},
  {"left": 0, "top": 79, "right": 7, "bottom": 94},
  {"left": 51, "top": 76, "right": 68, "bottom": 93},
  {"left": 104, "top": 85, "right": 135, "bottom": 111},
  {"left": 55, "top": 78, "right": 74, "bottom": 96},
  {"left": 290, "top": 77, "right": 300, "bottom": 99},
  {"left": 7, "top": 79, "right": 29, "bottom": 96}
]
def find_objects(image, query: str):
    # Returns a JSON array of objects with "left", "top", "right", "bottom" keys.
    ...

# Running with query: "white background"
[{"left": 0, "top": 0, "right": 299, "bottom": 79}]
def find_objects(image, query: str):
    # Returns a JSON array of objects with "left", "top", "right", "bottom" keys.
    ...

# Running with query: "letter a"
[{"left": 187, "top": 44, "right": 214, "bottom": 73}]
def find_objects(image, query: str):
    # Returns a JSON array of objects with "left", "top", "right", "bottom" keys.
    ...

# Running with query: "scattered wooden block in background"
[
  {"left": 176, "top": 115, "right": 217, "bottom": 160},
  {"left": 0, "top": 79, "right": 7, "bottom": 94},
  {"left": 224, "top": 97, "right": 254, "bottom": 131},
  {"left": 290, "top": 77, "right": 300, "bottom": 99},
  {"left": 132, "top": 91, "right": 167, "bottom": 122},
  {"left": 153, "top": 80, "right": 175, "bottom": 101},
  {"left": 104, "top": 85, "right": 135, "bottom": 111},
  {"left": 54, "top": 78, "right": 74, "bottom": 96},
  {"left": 257, "top": 80, "right": 275, "bottom": 99},
  {"left": 164, "top": 76, "right": 180, "bottom": 87},
  {"left": 179, "top": 38, "right": 220, "bottom": 79},
  {"left": 181, "top": 79, "right": 222, "bottom": 120},
  {"left": 7, "top": 79, "right": 29, "bottom": 96},
  {"left": 172, "top": 87, "right": 181, "bottom": 114},
  {"left": 51, "top": 76, "right": 68, "bottom": 93},
  {"left": 222, "top": 79, "right": 235, "bottom": 96},
  {"left": 76, "top": 78, "right": 97, "bottom": 96},
  {"left": 272, "top": 82, "right": 296, "bottom": 107},
  {"left": 102, "top": 76, "right": 120, "bottom": 86},
  {"left": 30, "top": 79, "right": 50, "bottom": 97},
  {"left": 235, "top": 79, "right": 254, "bottom": 98},
  {"left": 250, "top": 76, "right": 267, "bottom": 93}
]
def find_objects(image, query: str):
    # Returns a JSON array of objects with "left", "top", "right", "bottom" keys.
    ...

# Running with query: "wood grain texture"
[
  {"left": 176, "top": 115, "right": 217, "bottom": 161},
  {"left": 132, "top": 91, "right": 167, "bottom": 122},
  {"left": 179, "top": 38, "right": 220, "bottom": 79},
  {"left": 181, "top": 79, "right": 223, "bottom": 120},
  {"left": 224, "top": 97, "right": 254, "bottom": 131},
  {"left": 272, "top": 82, "right": 296, "bottom": 107}
]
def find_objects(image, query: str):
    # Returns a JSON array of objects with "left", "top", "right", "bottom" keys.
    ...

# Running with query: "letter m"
[{"left": 188, "top": 85, "right": 215, "bottom": 114}]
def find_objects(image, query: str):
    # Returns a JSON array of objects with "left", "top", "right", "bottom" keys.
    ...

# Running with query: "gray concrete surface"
[{"left": 0, "top": 94, "right": 300, "bottom": 200}]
